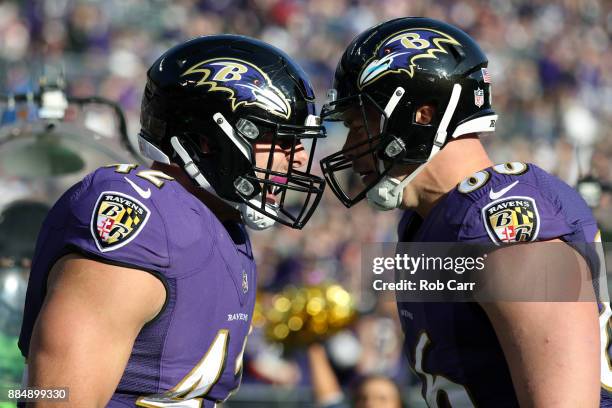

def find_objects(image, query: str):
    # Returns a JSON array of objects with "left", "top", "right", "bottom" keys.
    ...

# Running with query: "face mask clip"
[{"left": 384, "top": 136, "right": 406, "bottom": 159}]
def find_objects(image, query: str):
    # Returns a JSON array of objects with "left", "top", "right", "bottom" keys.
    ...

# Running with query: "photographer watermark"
[
  {"left": 372, "top": 253, "right": 487, "bottom": 291},
  {"left": 362, "top": 242, "right": 610, "bottom": 302}
]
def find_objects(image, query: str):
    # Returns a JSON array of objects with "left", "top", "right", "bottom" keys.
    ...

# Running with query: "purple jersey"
[
  {"left": 19, "top": 164, "right": 256, "bottom": 408},
  {"left": 397, "top": 162, "right": 610, "bottom": 407}
]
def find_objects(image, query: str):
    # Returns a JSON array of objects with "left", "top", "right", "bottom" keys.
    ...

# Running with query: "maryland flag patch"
[
  {"left": 482, "top": 196, "right": 540, "bottom": 244},
  {"left": 90, "top": 192, "right": 150, "bottom": 252}
]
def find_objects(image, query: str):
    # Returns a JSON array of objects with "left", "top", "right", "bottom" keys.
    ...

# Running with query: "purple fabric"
[
  {"left": 396, "top": 163, "right": 605, "bottom": 406},
  {"left": 19, "top": 165, "right": 256, "bottom": 406}
]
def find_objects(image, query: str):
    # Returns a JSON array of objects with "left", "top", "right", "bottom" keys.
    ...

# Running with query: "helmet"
[
  {"left": 139, "top": 35, "right": 326, "bottom": 229},
  {"left": 319, "top": 17, "right": 497, "bottom": 210}
]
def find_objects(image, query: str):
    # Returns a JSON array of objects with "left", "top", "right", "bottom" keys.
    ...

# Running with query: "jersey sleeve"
[
  {"left": 458, "top": 180, "right": 575, "bottom": 244},
  {"left": 55, "top": 171, "right": 170, "bottom": 273}
]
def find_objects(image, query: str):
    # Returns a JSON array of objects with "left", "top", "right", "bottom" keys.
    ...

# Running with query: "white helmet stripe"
[
  {"left": 366, "top": 84, "right": 467, "bottom": 211},
  {"left": 387, "top": 83, "right": 462, "bottom": 198},
  {"left": 434, "top": 83, "right": 462, "bottom": 147}
]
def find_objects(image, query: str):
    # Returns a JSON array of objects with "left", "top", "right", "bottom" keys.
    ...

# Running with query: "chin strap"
[
  {"left": 366, "top": 166, "right": 425, "bottom": 211},
  {"left": 366, "top": 84, "right": 463, "bottom": 211},
  {"left": 170, "top": 134, "right": 278, "bottom": 230}
]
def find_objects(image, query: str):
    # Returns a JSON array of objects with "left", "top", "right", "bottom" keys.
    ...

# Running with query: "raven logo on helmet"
[
  {"left": 181, "top": 57, "right": 292, "bottom": 119},
  {"left": 358, "top": 28, "right": 461, "bottom": 89}
]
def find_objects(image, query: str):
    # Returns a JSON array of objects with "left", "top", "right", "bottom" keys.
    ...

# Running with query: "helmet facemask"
[
  {"left": 318, "top": 18, "right": 499, "bottom": 211},
  {"left": 230, "top": 114, "right": 326, "bottom": 230},
  {"left": 159, "top": 111, "right": 326, "bottom": 230},
  {"left": 320, "top": 84, "right": 451, "bottom": 209},
  {"left": 321, "top": 81, "right": 496, "bottom": 210},
  {"left": 137, "top": 35, "right": 328, "bottom": 230},
  {"left": 319, "top": 92, "right": 396, "bottom": 208}
]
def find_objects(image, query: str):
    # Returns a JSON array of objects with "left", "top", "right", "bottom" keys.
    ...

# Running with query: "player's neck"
[
  {"left": 150, "top": 162, "right": 242, "bottom": 223},
  {"left": 407, "top": 136, "right": 493, "bottom": 218}
]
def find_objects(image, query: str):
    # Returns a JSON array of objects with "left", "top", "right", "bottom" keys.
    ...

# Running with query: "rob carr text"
[{"left": 372, "top": 279, "right": 476, "bottom": 291}]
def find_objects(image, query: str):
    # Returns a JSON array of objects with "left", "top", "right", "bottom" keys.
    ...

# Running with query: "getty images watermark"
[
  {"left": 362, "top": 242, "right": 610, "bottom": 302},
  {"left": 372, "top": 252, "right": 487, "bottom": 292}
]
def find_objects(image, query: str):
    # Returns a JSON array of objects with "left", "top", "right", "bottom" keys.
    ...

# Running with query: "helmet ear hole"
[{"left": 414, "top": 104, "right": 436, "bottom": 125}]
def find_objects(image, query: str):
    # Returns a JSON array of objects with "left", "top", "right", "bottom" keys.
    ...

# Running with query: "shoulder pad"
[
  {"left": 57, "top": 165, "right": 175, "bottom": 268},
  {"left": 457, "top": 162, "right": 528, "bottom": 195},
  {"left": 455, "top": 163, "right": 576, "bottom": 244}
]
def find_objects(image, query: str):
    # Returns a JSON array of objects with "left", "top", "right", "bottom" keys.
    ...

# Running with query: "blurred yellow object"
[{"left": 256, "top": 283, "right": 357, "bottom": 349}]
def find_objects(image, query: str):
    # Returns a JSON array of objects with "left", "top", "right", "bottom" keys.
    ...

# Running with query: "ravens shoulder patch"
[
  {"left": 481, "top": 196, "right": 540, "bottom": 244},
  {"left": 90, "top": 191, "right": 151, "bottom": 252}
]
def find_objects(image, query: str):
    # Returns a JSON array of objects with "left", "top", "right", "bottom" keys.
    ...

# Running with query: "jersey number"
[
  {"left": 414, "top": 332, "right": 475, "bottom": 407},
  {"left": 106, "top": 164, "right": 174, "bottom": 188},
  {"left": 458, "top": 162, "right": 528, "bottom": 194},
  {"left": 135, "top": 329, "right": 248, "bottom": 407}
]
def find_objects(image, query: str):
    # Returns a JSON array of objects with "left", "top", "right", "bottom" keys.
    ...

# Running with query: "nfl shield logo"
[{"left": 474, "top": 88, "right": 484, "bottom": 107}]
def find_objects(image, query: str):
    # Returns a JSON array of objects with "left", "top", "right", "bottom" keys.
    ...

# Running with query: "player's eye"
[{"left": 278, "top": 139, "right": 295, "bottom": 150}]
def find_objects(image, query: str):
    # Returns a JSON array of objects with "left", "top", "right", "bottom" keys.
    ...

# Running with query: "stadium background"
[{"left": 0, "top": 0, "right": 610, "bottom": 406}]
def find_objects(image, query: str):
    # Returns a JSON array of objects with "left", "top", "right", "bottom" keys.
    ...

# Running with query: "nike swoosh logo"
[
  {"left": 124, "top": 177, "right": 151, "bottom": 199},
  {"left": 489, "top": 180, "right": 519, "bottom": 200}
]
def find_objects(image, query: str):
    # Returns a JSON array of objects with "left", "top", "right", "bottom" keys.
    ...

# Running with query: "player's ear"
[{"left": 415, "top": 104, "right": 435, "bottom": 125}]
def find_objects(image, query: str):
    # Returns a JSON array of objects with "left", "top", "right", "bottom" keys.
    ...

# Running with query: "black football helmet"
[
  {"left": 139, "top": 35, "right": 325, "bottom": 229},
  {"left": 319, "top": 17, "right": 497, "bottom": 209}
]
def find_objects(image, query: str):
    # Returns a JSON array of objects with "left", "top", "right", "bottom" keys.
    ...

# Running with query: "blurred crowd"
[{"left": 0, "top": 0, "right": 611, "bottom": 405}]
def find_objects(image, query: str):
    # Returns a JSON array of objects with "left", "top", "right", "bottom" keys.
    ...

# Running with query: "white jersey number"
[
  {"left": 413, "top": 332, "right": 475, "bottom": 407},
  {"left": 136, "top": 329, "right": 247, "bottom": 407}
]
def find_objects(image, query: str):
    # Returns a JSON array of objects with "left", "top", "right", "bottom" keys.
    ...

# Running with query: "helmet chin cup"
[
  {"left": 239, "top": 197, "right": 278, "bottom": 230},
  {"left": 365, "top": 160, "right": 428, "bottom": 211},
  {"left": 366, "top": 176, "right": 404, "bottom": 211}
]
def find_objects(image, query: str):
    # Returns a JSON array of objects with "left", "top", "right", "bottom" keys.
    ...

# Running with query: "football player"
[
  {"left": 18, "top": 35, "right": 326, "bottom": 407},
  {"left": 320, "top": 17, "right": 609, "bottom": 407}
]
